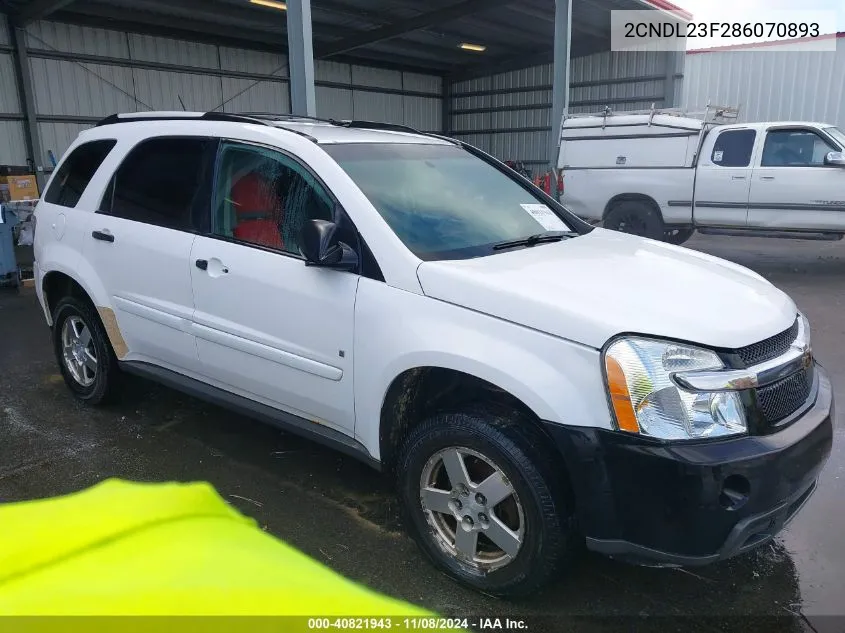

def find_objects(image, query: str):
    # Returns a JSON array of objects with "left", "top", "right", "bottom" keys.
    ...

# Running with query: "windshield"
[
  {"left": 322, "top": 143, "right": 572, "bottom": 260},
  {"left": 824, "top": 127, "right": 845, "bottom": 150}
]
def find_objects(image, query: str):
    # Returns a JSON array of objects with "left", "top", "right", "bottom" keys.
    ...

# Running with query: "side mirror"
[
  {"left": 824, "top": 151, "right": 845, "bottom": 167},
  {"left": 299, "top": 218, "right": 358, "bottom": 271}
]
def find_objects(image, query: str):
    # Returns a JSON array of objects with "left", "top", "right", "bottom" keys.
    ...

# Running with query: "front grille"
[
  {"left": 756, "top": 366, "right": 813, "bottom": 423},
  {"left": 735, "top": 319, "right": 799, "bottom": 367}
]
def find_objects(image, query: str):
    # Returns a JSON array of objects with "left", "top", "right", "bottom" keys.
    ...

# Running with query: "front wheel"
[{"left": 396, "top": 407, "right": 577, "bottom": 597}]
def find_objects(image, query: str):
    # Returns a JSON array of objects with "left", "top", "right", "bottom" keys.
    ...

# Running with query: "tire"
[
  {"left": 396, "top": 405, "right": 577, "bottom": 597},
  {"left": 604, "top": 200, "right": 664, "bottom": 240},
  {"left": 663, "top": 228, "right": 695, "bottom": 245},
  {"left": 52, "top": 295, "right": 120, "bottom": 405}
]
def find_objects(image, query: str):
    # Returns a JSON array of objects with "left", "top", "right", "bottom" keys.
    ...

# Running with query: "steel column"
[
  {"left": 287, "top": 0, "right": 316, "bottom": 117},
  {"left": 548, "top": 0, "right": 571, "bottom": 168},
  {"left": 8, "top": 23, "right": 45, "bottom": 187},
  {"left": 664, "top": 51, "right": 679, "bottom": 107}
]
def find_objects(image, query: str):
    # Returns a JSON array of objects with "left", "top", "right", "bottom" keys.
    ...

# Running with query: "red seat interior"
[{"left": 229, "top": 172, "right": 284, "bottom": 250}]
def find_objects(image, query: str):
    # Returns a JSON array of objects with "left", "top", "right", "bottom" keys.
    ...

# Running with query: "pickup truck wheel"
[
  {"left": 604, "top": 200, "right": 663, "bottom": 240},
  {"left": 663, "top": 228, "right": 695, "bottom": 245},
  {"left": 396, "top": 406, "right": 576, "bottom": 597},
  {"left": 52, "top": 296, "right": 120, "bottom": 405}
]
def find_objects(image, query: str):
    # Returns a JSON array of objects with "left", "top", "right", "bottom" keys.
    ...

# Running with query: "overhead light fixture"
[
  {"left": 459, "top": 43, "right": 486, "bottom": 52},
  {"left": 250, "top": 0, "right": 287, "bottom": 10}
]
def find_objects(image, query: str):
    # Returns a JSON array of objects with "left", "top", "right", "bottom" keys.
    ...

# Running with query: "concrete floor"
[{"left": 0, "top": 234, "right": 842, "bottom": 631}]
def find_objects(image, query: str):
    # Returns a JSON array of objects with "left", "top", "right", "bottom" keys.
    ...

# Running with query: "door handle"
[
  {"left": 196, "top": 259, "right": 229, "bottom": 275},
  {"left": 91, "top": 230, "right": 114, "bottom": 242},
  {"left": 760, "top": 176, "right": 775, "bottom": 180},
  {"left": 731, "top": 176, "right": 746, "bottom": 180}
]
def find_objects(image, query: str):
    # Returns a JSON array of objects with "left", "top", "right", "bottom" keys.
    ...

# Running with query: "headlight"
[{"left": 604, "top": 338, "right": 747, "bottom": 440}]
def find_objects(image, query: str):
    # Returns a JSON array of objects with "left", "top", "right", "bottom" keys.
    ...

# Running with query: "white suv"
[{"left": 34, "top": 112, "right": 833, "bottom": 597}]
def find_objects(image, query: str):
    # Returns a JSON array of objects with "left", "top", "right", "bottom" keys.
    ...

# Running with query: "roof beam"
[
  {"left": 16, "top": 0, "right": 77, "bottom": 25},
  {"left": 446, "top": 47, "right": 555, "bottom": 82},
  {"left": 315, "top": 0, "right": 514, "bottom": 59}
]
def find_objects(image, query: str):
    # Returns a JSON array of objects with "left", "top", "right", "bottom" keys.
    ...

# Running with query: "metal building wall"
[
  {"left": 0, "top": 13, "right": 28, "bottom": 165},
  {"left": 681, "top": 36, "right": 845, "bottom": 128},
  {"left": 449, "top": 49, "right": 675, "bottom": 167},
  {"left": 314, "top": 62, "right": 441, "bottom": 131},
  {"left": 14, "top": 19, "right": 442, "bottom": 166}
]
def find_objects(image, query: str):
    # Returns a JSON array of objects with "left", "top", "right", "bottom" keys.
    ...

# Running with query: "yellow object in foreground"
[{"left": 0, "top": 479, "right": 431, "bottom": 617}]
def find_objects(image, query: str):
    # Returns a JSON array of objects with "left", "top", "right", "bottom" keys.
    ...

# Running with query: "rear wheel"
[
  {"left": 604, "top": 200, "right": 664, "bottom": 240},
  {"left": 396, "top": 406, "right": 577, "bottom": 597},
  {"left": 52, "top": 296, "right": 120, "bottom": 404},
  {"left": 663, "top": 227, "right": 695, "bottom": 245}
]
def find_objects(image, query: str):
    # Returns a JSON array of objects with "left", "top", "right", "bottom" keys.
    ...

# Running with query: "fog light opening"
[{"left": 719, "top": 474, "right": 751, "bottom": 510}]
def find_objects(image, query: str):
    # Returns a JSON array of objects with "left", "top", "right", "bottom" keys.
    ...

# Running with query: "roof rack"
[
  {"left": 95, "top": 111, "right": 457, "bottom": 145},
  {"left": 95, "top": 111, "right": 320, "bottom": 143},
  {"left": 565, "top": 101, "right": 741, "bottom": 128}
]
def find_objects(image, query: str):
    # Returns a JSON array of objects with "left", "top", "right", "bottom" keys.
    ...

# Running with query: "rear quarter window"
[{"left": 44, "top": 140, "right": 117, "bottom": 208}]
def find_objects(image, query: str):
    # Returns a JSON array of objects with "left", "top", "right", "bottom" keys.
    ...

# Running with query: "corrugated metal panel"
[
  {"left": 132, "top": 69, "right": 223, "bottom": 111},
  {"left": 38, "top": 122, "right": 91, "bottom": 163},
  {"left": 316, "top": 60, "right": 351, "bottom": 84},
  {"left": 219, "top": 47, "right": 287, "bottom": 76},
  {"left": 26, "top": 21, "right": 130, "bottom": 58},
  {"left": 352, "top": 91, "right": 404, "bottom": 123},
  {"left": 486, "top": 131, "right": 549, "bottom": 162},
  {"left": 0, "top": 54, "right": 19, "bottom": 114},
  {"left": 682, "top": 40, "right": 845, "bottom": 128},
  {"left": 128, "top": 34, "right": 219, "bottom": 69},
  {"left": 0, "top": 122, "right": 27, "bottom": 164},
  {"left": 452, "top": 112, "right": 490, "bottom": 132},
  {"left": 30, "top": 58, "right": 137, "bottom": 116},
  {"left": 0, "top": 14, "right": 8, "bottom": 46},
  {"left": 403, "top": 72, "right": 441, "bottom": 95},
  {"left": 449, "top": 49, "right": 673, "bottom": 164},
  {"left": 452, "top": 76, "right": 493, "bottom": 94},
  {"left": 403, "top": 96, "right": 440, "bottom": 131},
  {"left": 221, "top": 78, "right": 289, "bottom": 114},
  {"left": 316, "top": 87, "right": 353, "bottom": 120},
  {"left": 350, "top": 65, "right": 402, "bottom": 90}
]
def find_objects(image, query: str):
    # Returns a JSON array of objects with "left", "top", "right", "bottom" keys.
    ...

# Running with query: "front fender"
[{"left": 353, "top": 279, "right": 612, "bottom": 460}]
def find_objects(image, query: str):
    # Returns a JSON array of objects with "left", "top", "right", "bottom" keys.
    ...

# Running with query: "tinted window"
[
  {"left": 213, "top": 142, "right": 333, "bottom": 255},
  {"left": 44, "top": 140, "right": 116, "bottom": 208},
  {"left": 711, "top": 129, "right": 756, "bottom": 167},
  {"left": 761, "top": 130, "right": 836, "bottom": 167},
  {"left": 323, "top": 143, "right": 572, "bottom": 261},
  {"left": 105, "top": 137, "right": 212, "bottom": 231}
]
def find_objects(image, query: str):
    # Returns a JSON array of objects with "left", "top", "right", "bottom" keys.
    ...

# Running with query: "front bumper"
[{"left": 544, "top": 365, "right": 834, "bottom": 566}]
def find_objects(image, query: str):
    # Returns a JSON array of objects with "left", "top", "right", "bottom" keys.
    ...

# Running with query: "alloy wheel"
[
  {"left": 61, "top": 315, "right": 98, "bottom": 387},
  {"left": 420, "top": 447, "right": 525, "bottom": 572}
]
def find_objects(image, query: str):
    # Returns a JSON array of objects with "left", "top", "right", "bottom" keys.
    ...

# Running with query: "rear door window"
[
  {"left": 102, "top": 137, "right": 214, "bottom": 232},
  {"left": 711, "top": 129, "right": 756, "bottom": 167},
  {"left": 44, "top": 140, "right": 117, "bottom": 208}
]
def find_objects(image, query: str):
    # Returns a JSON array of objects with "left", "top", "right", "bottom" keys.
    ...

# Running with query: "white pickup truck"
[{"left": 558, "top": 108, "right": 845, "bottom": 244}]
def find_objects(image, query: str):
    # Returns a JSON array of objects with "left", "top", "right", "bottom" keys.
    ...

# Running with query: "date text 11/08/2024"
[{"left": 307, "top": 617, "right": 529, "bottom": 630}]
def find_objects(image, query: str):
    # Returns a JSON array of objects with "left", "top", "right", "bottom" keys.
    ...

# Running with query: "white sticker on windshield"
[
  {"left": 520, "top": 204, "right": 568, "bottom": 231},
  {"left": 713, "top": 150, "right": 724, "bottom": 163}
]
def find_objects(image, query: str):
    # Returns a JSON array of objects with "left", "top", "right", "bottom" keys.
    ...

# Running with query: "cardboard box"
[{"left": 1, "top": 175, "right": 39, "bottom": 201}]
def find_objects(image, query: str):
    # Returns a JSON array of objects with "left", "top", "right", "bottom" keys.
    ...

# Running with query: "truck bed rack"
[{"left": 565, "top": 102, "right": 740, "bottom": 128}]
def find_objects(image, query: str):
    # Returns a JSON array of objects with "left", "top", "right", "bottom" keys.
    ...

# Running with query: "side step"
[{"left": 698, "top": 228, "right": 844, "bottom": 241}]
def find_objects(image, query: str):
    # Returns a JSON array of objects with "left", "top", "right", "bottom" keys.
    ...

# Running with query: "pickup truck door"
[
  {"left": 748, "top": 127, "right": 845, "bottom": 231},
  {"left": 693, "top": 128, "right": 757, "bottom": 227}
]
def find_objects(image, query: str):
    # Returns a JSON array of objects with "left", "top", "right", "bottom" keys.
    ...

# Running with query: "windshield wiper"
[{"left": 492, "top": 231, "right": 578, "bottom": 251}]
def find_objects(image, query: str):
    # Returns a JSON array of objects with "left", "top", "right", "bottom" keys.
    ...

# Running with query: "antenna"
[{"left": 178, "top": 95, "right": 187, "bottom": 111}]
